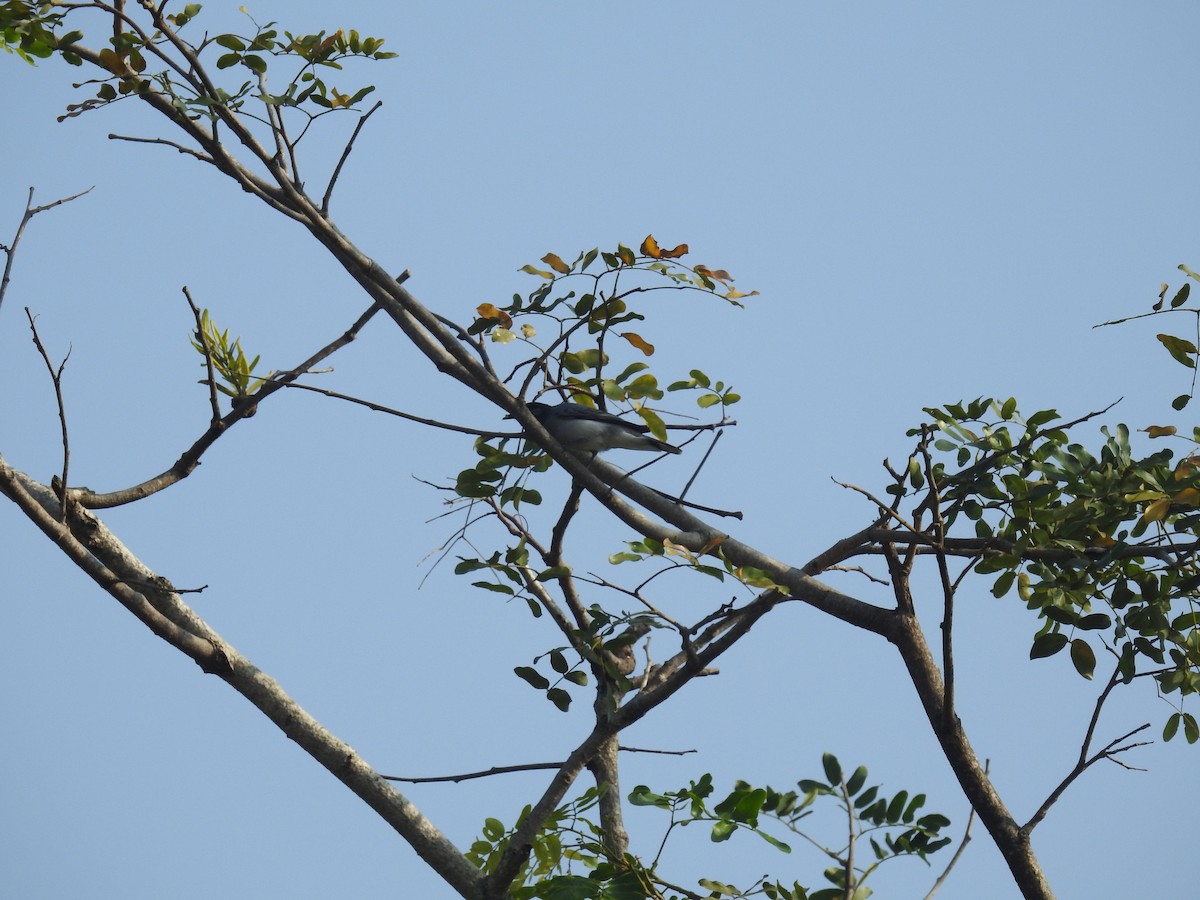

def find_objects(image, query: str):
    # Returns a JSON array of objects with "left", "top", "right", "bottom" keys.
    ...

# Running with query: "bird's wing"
[{"left": 552, "top": 403, "right": 650, "bottom": 433}]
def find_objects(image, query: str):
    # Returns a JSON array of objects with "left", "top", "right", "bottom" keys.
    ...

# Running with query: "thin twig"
[
  {"left": 919, "top": 426, "right": 958, "bottom": 729},
  {"left": 322, "top": 100, "right": 382, "bottom": 215},
  {"left": 1, "top": 186, "right": 95, "bottom": 314},
  {"left": 923, "top": 760, "right": 985, "bottom": 899},
  {"left": 71, "top": 303, "right": 384, "bottom": 508},
  {"left": 677, "top": 426, "right": 722, "bottom": 503},
  {"left": 274, "top": 382, "right": 506, "bottom": 437},
  {"left": 25, "top": 309, "right": 72, "bottom": 520},
  {"left": 432, "top": 310, "right": 495, "bottom": 375},
  {"left": 1024, "top": 719, "right": 1152, "bottom": 833},
  {"left": 833, "top": 478, "right": 920, "bottom": 534},
  {"left": 381, "top": 745, "right": 695, "bottom": 783},
  {"left": 107, "top": 133, "right": 216, "bottom": 164},
  {"left": 182, "top": 287, "right": 222, "bottom": 425}
]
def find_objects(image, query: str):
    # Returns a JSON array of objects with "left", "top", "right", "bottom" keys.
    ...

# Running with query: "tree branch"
[
  {"left": 1, "top": 185, "right": 94, "bottom": 314},
  {"left": 0, "top": 455, "right": 485, "bottom": 898}
]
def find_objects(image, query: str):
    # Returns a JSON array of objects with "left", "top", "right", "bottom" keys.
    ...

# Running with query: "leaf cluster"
[
  {"left": 910, "top": 397, "right": 1200, "bottom": 734},
  {"left": 471, "top": 237, "right": 745, "bottom": 447},
  {"left": 626, "top": 754, "right": 950, "bottom": 900},
  {"left": 189, "top": 308, "right": 265, "bottom": 402},
  {"left": 468, "top": 789, "right": 659, "bottom": 900}
]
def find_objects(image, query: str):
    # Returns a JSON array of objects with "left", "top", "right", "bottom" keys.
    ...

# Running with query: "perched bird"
[{"left": 522, "top": 400, "right": 681, "bottom": 455}]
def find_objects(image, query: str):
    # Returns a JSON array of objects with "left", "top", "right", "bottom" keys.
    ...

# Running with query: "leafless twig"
[
  {"left": 382, "top": 745, "right": 695, "bottom": 783},
  {"left": 1, "top": 186, "right": 94, "bottom": 314},
  {"left": 322, "top": 100, "right": 382, "bottom": 215},
  {"left": 923, "top": 760, "right": 985, "bottom": 899},
  {"left": 25, "top": 309, "right": 72, "bottom": 519}
]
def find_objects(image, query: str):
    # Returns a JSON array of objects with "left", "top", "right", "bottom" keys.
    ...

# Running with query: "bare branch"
[
  {"left": 322, "top": 100, "right": 382, "bottom": 215},
  {"left": 24, "top": 309, "right": 72, "bottom": 519},
  {"left": 0, "top": 456, "right": 483, "bottom": 897},
  {"left": 1023, "top": 658, "right": 1152, "bottom": 834},
  {"left": 1, "top": 186, "right": 94, "bottom": 314},
  {"left": 108, "top": 133, "right": 216, "bottom": 165},
  {"left": 923, "top": 760, "right": 984, "bottom": 900},
  {"left": 70, "top": 302, "right": 384, "bottom": 507}
]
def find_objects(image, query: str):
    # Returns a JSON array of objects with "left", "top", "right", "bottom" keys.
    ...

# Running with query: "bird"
[{"left": 521, "top": 400, "right": 682, "bottom": 455}]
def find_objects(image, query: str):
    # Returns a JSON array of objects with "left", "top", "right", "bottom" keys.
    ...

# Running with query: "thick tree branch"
[
  {"left": 889, "top": 611, "right": 1053, "bottom": 899},
  {"left": 0, "top": 457, "right": 485, "bottom": 899}
]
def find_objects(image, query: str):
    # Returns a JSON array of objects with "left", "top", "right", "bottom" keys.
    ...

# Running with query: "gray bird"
[{"left": 522, "top": 400, "right": 681, "bottom": 455}]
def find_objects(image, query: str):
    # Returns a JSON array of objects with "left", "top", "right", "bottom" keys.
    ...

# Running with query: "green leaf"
[
  {"left": 1164, "top": 712, "right": 1180, "bottom": 741},
  {"left": 710, "top": 819, "right": 736, "bottom": 842},
  {"left": 853, "top": 785, "right": 879, "bottom": 809},
  {"left": 1077, "top": 613, "right": 1112, "bottom": 630},
  {"left": 821, "top": 752, "right": 842, "bottom": 785},
  {"left": 752, "top": 828, "right": 792, "bottom": 853},
  {"left": 1171, "top": 611, "right": 1200, "bottom": 630},
  {"left": 628, "top": 785, "right": 671, "bottom": 808},
  {"left": 991, "top": 570, "right": 1015, "bottom": 598},
  {"left": 846, "top": 765, "right": 868, "bottom": 795},
  {"left": 471, "top": 581, "right": 514, "bottom": 595},
  {"left": 546, "top": 687, "right": 572, "bottom": 711},
  {"left": 886, "top": 790, "right": 908, "bottom": 823},
  {"left": 1030, "top": 632, "right": 1069, "bottom": 659},
  {"left": 1070, "top": 639, "right": 1096, "bottom": 679},
  {"left": 1157, "top": 333, "right": 1198, "bottom": 368},
  {"left": 482, "top": 817, "right": 506, "bottom": 840},
  {"left": 514, "top": 666, "right": 550, "bottom": 690}
]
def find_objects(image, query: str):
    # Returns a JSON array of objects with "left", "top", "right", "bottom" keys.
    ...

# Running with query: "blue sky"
[{"left": 3, "top": 2, "right": 1198, "bottom": 898}]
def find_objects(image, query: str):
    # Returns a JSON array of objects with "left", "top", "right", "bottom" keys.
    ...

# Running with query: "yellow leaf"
[
  {"left": 661, "top": 243, "right": 689, "bottom": 259},
  {"left": 662, "top": 538, "right": 696, "bottom": 561},
  {"left": 695, "top": 265, "right": 733, "bottom": 285},
  {"left": 491, "top": 327, "right": 515, "bottom": 344},
  {"left": 724, "top": 288, "right": 759, "bottom": 300},
  {"left": 541, "top": 252, "right": 571, "bottom": 274},
  {"left": 1125, "top": 490, "right": 1162, "bottom": 503},
  {"left": 520, "top": 323, "right": 536, "bottom": 339},
  {"left": 476, "top": 303, "right": 512, "bottom": 328},
  {"left": 520, "top": 264, "right": 555, "bottom": 279},
  {"left": 640, "top": 235, "right": 662, "bottom": 259},
  {"left": 98, "top": 48, "right": 126, "bottom": 74},
  {"left": 1175, "top": 487, "right": 1200, "bottom": 507},
  {"left": 1146, "top": 425, "right": 1177, "bottom": 438},
  {"left": 1141, "top": 496, "right": 1171, "bottom": 525},
  {"left": 636, "top": 406, "right": 669, "bottom": 442},
  {"left": 620, "top": 332, "right": 655, "bottom": 356}
]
